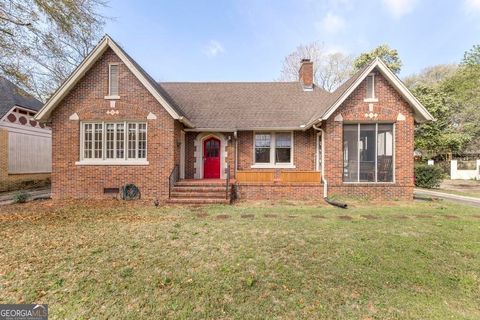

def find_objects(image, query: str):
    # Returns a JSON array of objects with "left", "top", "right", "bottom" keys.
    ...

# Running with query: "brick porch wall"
[{"left": 50, "top": 48, "right": 178, "bottom": 200}]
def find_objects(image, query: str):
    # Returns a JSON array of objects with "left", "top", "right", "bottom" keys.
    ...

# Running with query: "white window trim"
[
  {"left": 77, "top": 121, "right": 148, "bottom": 166},
  {"left": 364, "top": 73, "right": 378, "bottom": 103},
  {"left": 342, "top": 123, "right": 395, "bottom": 184},
  {"left": 251, "top": 131, "right": 296, "bottom": 169},
  {"left": 105, "top": 63, "right": 120, "bottom": 100}
]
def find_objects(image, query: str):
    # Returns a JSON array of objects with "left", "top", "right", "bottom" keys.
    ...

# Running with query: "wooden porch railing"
[
  {"left": 280, "top": 171, "right": 321, "bottom": 183},
  {"left": 236, "top": 170, "right": 321, "bottom": 183},
  {"left": 236, "top": 171, "right": 275, "bottom": 182}
]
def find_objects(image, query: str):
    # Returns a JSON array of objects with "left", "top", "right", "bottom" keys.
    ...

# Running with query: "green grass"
[{"left": 1, "top": 199, "right": 479, "bottom": 319}]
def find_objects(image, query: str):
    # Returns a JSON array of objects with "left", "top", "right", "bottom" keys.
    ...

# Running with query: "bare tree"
[
  {"left": 0, "top": 0, "right": 108, "bottom": 101},
  {"left": 278, "top": 42, "right": 353, "bottom": 91}
]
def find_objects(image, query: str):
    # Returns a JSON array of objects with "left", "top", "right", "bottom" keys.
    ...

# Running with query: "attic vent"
[
  {"left": 104, "top": 187, "right": 119, "bottom": 194},
  {"left": 109, "top": 64, "right": 119, "bottom": 96}
]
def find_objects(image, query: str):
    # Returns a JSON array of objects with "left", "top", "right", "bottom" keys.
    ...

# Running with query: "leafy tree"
[
  {"left": 278, "top": 41, "right": 354, "bottom": 92},
  {"left": 413, "top": 84, "right": 470, "bottom": 155},
  {"left": 461, "top": 44, "right": 480, "bottom": 66},
  {"left": 0, "top": 0, "right": 107, "bottom": 100},
  {"left": 353, "top": 44, "right": 402, "bottom": 74}
]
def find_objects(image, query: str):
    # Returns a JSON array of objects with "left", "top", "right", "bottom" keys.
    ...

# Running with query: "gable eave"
[
  {"left": 34, "top": 35, "right": 191, "bottom": 126},
  {"left": 318, "top": 58, "right": 435, "bottom": 124}
]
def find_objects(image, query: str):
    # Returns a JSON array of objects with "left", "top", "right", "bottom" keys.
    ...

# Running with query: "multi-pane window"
[
  {"left": 255, "top": 134, "right": 271, "bottom": 163},
  {"left": 254, "top": 132, "right": 293, "bottom": 165},
  {"left": 81, "top": 122, "right": 146, "bottom": 161},
  {"left": 343, "top": 123, "right": 394, "bottom": 182},
  {"left": 275, "top": 132, "right": 292, "bottom": 163},
  {"left": 108, "top": 64, "right": 119, "bottom": 96}
]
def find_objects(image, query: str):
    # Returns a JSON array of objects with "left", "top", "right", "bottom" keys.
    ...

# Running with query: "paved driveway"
[{"left": 415, "top": 188, "right": 480, "bottom": 207}]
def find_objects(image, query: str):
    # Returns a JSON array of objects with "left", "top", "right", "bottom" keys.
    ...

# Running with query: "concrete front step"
[
  {"left": 175, "top": 181, "right": 226, "bottom": 188},
  {"left": 170, "top": 191, "right": 227, "bottom": 199},
  {"left": 167, "top": 198, "right": 230, "bottom": 205},
  {"left": 172, "top": 186, "right": 226, "bottom": 193}
]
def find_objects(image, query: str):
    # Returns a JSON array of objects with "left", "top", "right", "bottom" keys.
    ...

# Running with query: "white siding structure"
[{"left": 0, "top": 107, "right": 51, "bottom": 174}]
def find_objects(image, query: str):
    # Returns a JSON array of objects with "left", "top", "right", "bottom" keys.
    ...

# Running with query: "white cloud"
[
  {"left": 202, "top": 40, "right": 225, "bottom": 58},
  {"left": 382, "top": 0, "right": 418, "bottom": 19},
  {"left": 318, "top": 12, "right": 346, "bottom": 34},
  {"left": 464, "top": 0, "right": 480, "bottom": 13}
]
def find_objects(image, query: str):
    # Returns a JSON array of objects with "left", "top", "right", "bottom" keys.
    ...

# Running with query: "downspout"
[
  {"left": 234, "top": 130, "right": 238, "bottom": 177},
  {"left": 313, "top": 122, "right": 347, "bottom": 209},
  {"left": 312, "top": 123, "right": 327, "bottom": 197}
]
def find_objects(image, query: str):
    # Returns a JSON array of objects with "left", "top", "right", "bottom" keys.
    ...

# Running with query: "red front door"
[{"left": 203, "top": 137, "right": 221, "bottom": 179}]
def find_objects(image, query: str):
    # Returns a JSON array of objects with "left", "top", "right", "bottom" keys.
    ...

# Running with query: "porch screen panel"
[
  {"left": 359, "top": 124, "right": 376, "bottom": 182},
  {"left": 377, "top": 124, "right": 394, "bottom": 182},
  {"left": 343, "top": 124, "right": 358, "bottom": 182}
]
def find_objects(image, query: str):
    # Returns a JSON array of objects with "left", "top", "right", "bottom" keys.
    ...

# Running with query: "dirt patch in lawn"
[
  {"left": 312, "top": 215, "right": 327, "bottom": 219},
  {"left": 415, "top": 214, "right": 433, "bottom": 219},
  {"left": 392, "top": 215, "right": 409, "bottom": 220},
  {"left": 241, "top": 214, "right": 254, "bottom": 219},
  {"left": 444, "top": 215, "right": 459, "bottom": 219},
  {"left": 471, "top": 215, "right": 480, "bottom": 219},
  {"left": 361, "top": 215, "right": 379, "bottom": 220},
  {"left": 196, "top": 212, "right": 208, "bottom": 218},
  {"left": 337, "top": 215, "right": 353, "bottom": 220},
  {"left": 287, "top": 215, "right": 297, "bottom": 218},
  {"left": 264, "top": 214, "right": 278, "bottom": 218},
  {"left": 216, "top": 214, "right": 230, "bottom": 220}
]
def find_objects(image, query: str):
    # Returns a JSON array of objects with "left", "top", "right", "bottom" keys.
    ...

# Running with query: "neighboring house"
[
  {"left": 0, "top": 77, "right": 51, "bottom": 192},
  {"left": 34, "top": 35, "right": 434, "bottom": 203}
]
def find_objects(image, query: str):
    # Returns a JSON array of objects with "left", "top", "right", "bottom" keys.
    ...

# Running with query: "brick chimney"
[{"left": 299, "top": 58, "right": 313, "bottom": 89}]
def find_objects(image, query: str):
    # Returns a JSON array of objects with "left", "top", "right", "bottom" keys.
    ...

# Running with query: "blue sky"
[{"left": 102, "top": 0, "right": 480, "bottom": 81}]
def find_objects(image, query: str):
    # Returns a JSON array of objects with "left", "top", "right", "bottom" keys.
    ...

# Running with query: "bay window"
[
  {"left": 80, "top": 121, "right": 147, "bottom": 164},
  {"left": 343, "top": 123, "right": 394, "bottom": 182},
  {"left": 254, "top": 132, "right": 293, "bottom": 167}
]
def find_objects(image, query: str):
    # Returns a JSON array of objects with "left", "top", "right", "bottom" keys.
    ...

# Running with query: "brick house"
[{"left": 34, "top": 35, "right": 433, "bottom": 203}]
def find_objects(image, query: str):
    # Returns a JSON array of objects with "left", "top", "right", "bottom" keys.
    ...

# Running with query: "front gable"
[
  {"left": 34, "top": 35, "right": 192, "bottom": 127},
  {"left": 316, "top": 58, "right": 434, "bottom": 126}
]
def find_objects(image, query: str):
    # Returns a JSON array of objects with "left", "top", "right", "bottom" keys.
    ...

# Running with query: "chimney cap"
[{"left": 300, "top": 58, "right": 311, "bottom": 63}]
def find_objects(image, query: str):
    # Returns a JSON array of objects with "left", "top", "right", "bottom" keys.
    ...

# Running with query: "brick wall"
[
  {"left": 0, "top": 128, "right": 50, "bottom": 192},
  {"left": 50, "top": 48, "right": 180, "bottom": 200},
  {"left": 323, "top": 69, "right": 415, "bottom": 200}
]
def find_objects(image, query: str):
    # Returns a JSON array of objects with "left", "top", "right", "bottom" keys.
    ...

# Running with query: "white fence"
[
  {"left": 8, "top": 131, "right": 52, "bottom": 174},
  {"left": 450, "top": 159, "right": 480, "bottom": 180}
]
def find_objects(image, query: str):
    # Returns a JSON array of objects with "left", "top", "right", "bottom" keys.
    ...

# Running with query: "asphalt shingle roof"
[
  {"left": 159, "top": 82, "right": 333, "bottom": 129},
  {"left": 0, "top": 77, "right": 43, "bottom": 119}
]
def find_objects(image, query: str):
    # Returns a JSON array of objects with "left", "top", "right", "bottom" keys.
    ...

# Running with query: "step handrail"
[
  {"left": 168, "top": 165, "right": 179, "bottom": 198},
  {"left": 226, "top": 163, "right": 231, "bottom": 200}
]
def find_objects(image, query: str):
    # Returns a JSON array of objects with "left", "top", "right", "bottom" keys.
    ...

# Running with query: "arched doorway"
[{"left": 203, "top": 137, "right": 221, "bottom": 179}]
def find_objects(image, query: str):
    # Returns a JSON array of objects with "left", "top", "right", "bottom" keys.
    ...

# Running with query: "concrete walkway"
[
  {"left": 0, "top": 187, "right": 51, "bottom": 205},
  {"left": 414, "top": 188, "right": 480, "bottom": 207}
]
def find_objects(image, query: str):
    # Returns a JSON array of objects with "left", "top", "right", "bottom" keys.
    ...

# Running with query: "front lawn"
[{"left": 0, "top": 199, "right": 479, "bottom": 319}]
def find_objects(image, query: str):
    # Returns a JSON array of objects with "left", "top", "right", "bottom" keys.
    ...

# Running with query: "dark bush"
[{"left": 415, "top": 164, "right": 444, "bottom": 188}]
